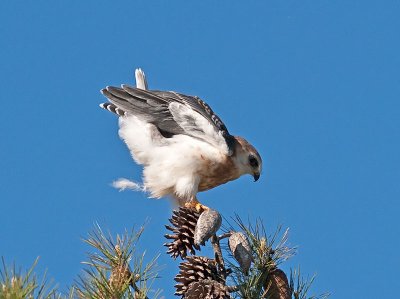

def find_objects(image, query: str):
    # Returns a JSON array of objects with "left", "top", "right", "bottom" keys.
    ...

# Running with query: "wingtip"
[
  {"left": 121, "top": 82, "right": 137, "bottom": 87},
  {"left": 100, "top": 86, "right": 110, "bottom": 95},
  {"left": 120, "top": 84, "right": 131, "bottom": 92}
]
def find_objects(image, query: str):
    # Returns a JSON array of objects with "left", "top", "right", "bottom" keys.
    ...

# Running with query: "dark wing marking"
[
  {"left": 100, "top": 85, "right": 235, "bottom": 155},
  {"left": 101, "top": 86, "right": 185, "bottom": 136},
  {"left": 152, "top": 91, "right": 232, "bottom": 137}
]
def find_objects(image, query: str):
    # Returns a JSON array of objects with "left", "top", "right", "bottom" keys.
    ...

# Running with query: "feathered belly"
[{"left": 126, "top": 130, "right": 239, "bottom": 198}]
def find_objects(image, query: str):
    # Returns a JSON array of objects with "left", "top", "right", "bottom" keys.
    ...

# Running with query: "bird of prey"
[{"left": 100, "top": 69, "right": 262, "bottom": 209}]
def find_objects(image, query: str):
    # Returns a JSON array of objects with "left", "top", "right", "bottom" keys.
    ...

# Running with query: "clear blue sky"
[{"left": 1, "top": 1, "right": 399, "bottom": 298}]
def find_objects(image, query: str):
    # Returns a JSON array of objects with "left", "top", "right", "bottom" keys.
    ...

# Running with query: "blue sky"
[{"left": 1, "top": 1, "right": 399, "bottom": 298}]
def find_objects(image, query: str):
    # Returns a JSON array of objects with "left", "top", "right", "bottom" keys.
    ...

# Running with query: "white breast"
[{"left": 118, "top": 115, "right": 227, "bottom": 200}]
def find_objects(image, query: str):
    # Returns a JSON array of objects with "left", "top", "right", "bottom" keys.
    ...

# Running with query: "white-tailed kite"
[{"left": 100, "top": 69, "right": 262, "bottom": 209}]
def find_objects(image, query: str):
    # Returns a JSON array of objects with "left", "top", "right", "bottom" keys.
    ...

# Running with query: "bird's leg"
[{"left": 184, "top": 196, "right": 209, "bottom": 213}]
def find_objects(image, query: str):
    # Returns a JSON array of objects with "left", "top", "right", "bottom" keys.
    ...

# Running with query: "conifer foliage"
[{"left": 1, "top": 214, "right": 328, "bottom": 298}]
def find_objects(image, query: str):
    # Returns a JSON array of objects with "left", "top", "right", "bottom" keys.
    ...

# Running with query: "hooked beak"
[{"left": 253, "top": 172, "right": 260, "bottom": 182}]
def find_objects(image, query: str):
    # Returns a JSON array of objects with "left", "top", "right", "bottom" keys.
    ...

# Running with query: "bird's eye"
[{"left": 249, "top": 155, "right": 258, "bottom": 168}]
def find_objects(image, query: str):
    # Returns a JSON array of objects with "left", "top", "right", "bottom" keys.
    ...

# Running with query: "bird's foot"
[{"left": 184, "top": 200, "right": 209, "bottom": 213}]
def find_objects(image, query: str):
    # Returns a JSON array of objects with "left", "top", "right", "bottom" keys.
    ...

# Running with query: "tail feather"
[{"left": 135, "top": 68, "right": 148, "bottom": 90}]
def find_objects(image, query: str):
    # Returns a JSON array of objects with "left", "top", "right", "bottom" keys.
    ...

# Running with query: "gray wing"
[{"left": 100, "top": 85, "right": 235, "bottom": 155}]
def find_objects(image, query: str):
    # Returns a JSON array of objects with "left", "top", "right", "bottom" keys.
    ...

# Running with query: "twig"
[
  {"left": 227, "top": 285, "right": 239, "bottom": 293},
  {"left": 218, "top": 232, "right": 233, "bottom": 241},
  {"left": 129, "top": 274, "right": 150, "bottom": 299},
  {"left": 211, "top": 233, "right": 230, "bottom": 280}
]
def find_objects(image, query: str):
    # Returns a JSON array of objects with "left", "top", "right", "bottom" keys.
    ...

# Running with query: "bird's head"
[{"left": 233, "top": 136, "right": 262, "bottom": 182}]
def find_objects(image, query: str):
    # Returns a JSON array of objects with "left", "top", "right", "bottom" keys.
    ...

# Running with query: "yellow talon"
[{"left": 184, "top": 199, "right": 209, "bottom": 213}]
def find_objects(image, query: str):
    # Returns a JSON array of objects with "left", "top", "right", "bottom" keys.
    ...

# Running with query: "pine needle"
[{"left": 74, "top": 223, "right": 161, "bottom": 299}]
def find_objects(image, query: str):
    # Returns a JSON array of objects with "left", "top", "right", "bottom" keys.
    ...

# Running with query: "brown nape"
[{"left": 234, "top": 136, "right": 262, "bottom": 162}]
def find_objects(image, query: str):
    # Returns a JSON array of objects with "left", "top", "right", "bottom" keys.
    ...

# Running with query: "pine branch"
[
  {"left": 74, "top": 223, "right": 161, "bottom": 299},
  {"left": 0, "top": 208, "right": 328, "bottom": 299},
  {"left": 165, "top": 207, "right": 328, "bottom": 299},
  {"left": 290, "top": 267, "right": 330, "bottom": 299},
  {"left": 0, "top": 257, "right": 59, "bottom": 299}
]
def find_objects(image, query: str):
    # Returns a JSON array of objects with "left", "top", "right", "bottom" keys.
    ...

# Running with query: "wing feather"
[
  {"left": 101, "top": 85, "right": 235, "bottom": 155},
  {"left": 168, "top": 102, "right": 230, "bottom": 152}
]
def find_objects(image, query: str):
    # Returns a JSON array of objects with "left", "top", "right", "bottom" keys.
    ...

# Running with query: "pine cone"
[
  {"left": 194, "top": 209, "right": 222, "bottom": 246},
  {"left": 228, "top": 232, "right": 252, "bottom": 274},
  {"left": 175, "top": 256, "right": 225, "bottom": 296},
  {"left": 164, "top": 207, "right": 201, "bottom": 259},
  {"left": 185, "top": 280, "right": 231, "bottom": 299},
  {"left": 264, "top": 268, "right": 291, "bottom": 299}
]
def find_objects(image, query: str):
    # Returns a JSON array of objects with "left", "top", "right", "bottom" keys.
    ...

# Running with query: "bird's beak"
[{"left": 253, "top": 172, "right": 260, "bottom": 182}]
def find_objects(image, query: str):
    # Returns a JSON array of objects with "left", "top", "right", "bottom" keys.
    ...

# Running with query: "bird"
[{"left": 100, "top": 69, "right": 262, "bottom": 210}]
